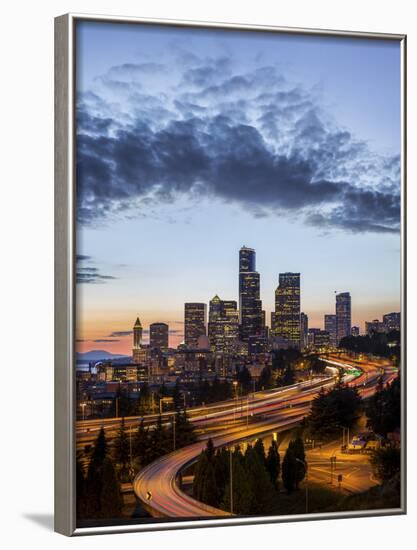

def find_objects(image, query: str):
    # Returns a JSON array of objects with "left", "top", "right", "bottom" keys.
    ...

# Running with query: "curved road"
[{"left": 133, "top": 354, "right": 397, "bottom": 518}]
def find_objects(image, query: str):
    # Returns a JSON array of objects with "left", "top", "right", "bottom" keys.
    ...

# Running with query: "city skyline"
[
  {"left": 77, "top": 244, "right": 399, "bottom": 355},
  {"left": 75, "top": 21, "right": 401, "bottom": 355}
]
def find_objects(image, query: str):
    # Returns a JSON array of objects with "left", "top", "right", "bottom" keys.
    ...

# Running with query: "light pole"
[
  {"left": 233, "top": 381, "right": 238, "bottom": 423},
  {"left": 172, "top": 412, "right": 176, "bottom": 451},
  {"left": 296, "top": 458, "right": 308, "bottom": 514},
  {"left": 129, "top": 423, "right": 133, "bottom": 476},
  {"left": 246, "top": 396, "right": 249, "bottom": 429},
  {"left": 229, "top": 447, "right": 233, "bottom": 515}
]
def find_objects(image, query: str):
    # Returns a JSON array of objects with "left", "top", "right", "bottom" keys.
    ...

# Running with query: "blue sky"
[{"left": 75, "top": 21, "right": 401, "bottom": 353}]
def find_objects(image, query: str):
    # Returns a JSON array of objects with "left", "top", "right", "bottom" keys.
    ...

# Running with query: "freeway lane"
[
  {"left": 133, "top": 407, "right": 310, "bottom": 518},
  {"left": 133, "top": 355, "right": 396, "bottom": 518},
  {"left": 76, "top": 376, "right": 334, "bottom": 449}
]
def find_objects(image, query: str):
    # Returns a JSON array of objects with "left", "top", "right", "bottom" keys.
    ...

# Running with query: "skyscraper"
[
  {"left": 132, "top": 317, "right": 144, "bottom": 363},
  {"left": 208, "top": 295, "right": 239, "bottom": 353},
  {"left": 335, "top": 292, "right": 351, "bottom": 344},
  {"left": 324, "top": 314, "right": 337, "bottom": 348},
  {"left": 273, "top": 273, "right": 301, "bottom": 349},
  {"left": 184, "top": 303, "right": 207, "bottom": 349},
  {"left": 150, "top": 322, "right": 169, "bottom": 351},
  {"left": 239, "top": 246, "right": 263, "bottom": 341},
  {"left": 133, "top": 317, "right": 142, "bottom": 349},
  {"left": 383, "top": 312, "right": 401, "bottom": 332},
  {"left": 300, "top": 312, "right": 308, "bottom": 349}
]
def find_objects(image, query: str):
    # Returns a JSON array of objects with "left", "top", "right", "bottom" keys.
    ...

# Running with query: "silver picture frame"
[{"left": 55, "top": 13, "right": 407, "bottom": 536}]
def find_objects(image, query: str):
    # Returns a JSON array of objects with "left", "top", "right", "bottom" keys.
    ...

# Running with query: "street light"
[
  {"left": 229, "top": 446, "right": 233, "bottom": 515},
  {"left": 296, "top": 458, "right": 308, "bottom": 514},
  {"left": 80, "top": 402, "right": 87, "bottom": 420}
]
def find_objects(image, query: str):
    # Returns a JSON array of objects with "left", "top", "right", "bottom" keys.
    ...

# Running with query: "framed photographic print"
[{"left": 54, "top": 13, "right": 406, "bottom": 536}]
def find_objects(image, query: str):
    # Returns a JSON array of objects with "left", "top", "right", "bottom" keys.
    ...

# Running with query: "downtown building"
[
  {"left": 208, "top": 295, "right": 239, "bottom": 354},
  {"left": 184, "top": 302, "right": 207, "bottom": 349},
  {"left": 383, "top": 312, "right": 401, "bottom": 332},
  {"left": 272, "top": 272, "right": 301, "bottom": 349},
  {"left": 149, "top": 322, "right": 169, "bottom": 351},
  {"left": 335, "top": 292, "right": 351, "bottom": 344},
  {"left": 324, "top": 314, "right": 337, "bottom": 348},
  {"left": 132, "top": 316, "right": 145, "bottom": 363},
  {"left": 238, "top": 246, "right": 263, "bottom": 342},
  {"left": 300, "top": 312, "right": 309, "bottom": 350}
]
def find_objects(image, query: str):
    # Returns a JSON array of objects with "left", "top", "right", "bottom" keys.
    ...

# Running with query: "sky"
[{"left": 75, "top": 20, "right": 401, "bottom": 355}]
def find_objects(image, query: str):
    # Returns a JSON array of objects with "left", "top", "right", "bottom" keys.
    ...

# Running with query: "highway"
[
  {"left": 76, "top": 376, "right": 333, "bottom": 449},
  {"left": 132, "top": 354, "right": 397, "bottom": 518}
]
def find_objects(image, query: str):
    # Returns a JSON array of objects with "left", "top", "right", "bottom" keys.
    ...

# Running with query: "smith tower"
[
  {"left": 239, "top": 246, "right": 263, "bottom": 341},
  {"left": 132, "top": 317, "right": 143, "bottom": 362},
  {"left": 273, "top": 273, "right": 301, "bottom": 349}
]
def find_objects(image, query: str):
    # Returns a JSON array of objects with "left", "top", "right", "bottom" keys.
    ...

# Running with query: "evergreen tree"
[
  {"left": 244, "top": 446, "right": 276, "bottom": 514},
  {"left": 173, "top": 378, "right": 182, "bottom": 411},
  {"left": 282, "top": 444, "right": 297, "bottom": 493},
  {"left": 291, "top": 438, "right": 306, "bottom": 489},
  {"left": 253, "top": 438, "right": 267, "bottom": 467},
  {"left": 200, "top": 459, "right": 219, "bottom": 508},
  {"left": 366, "top": 378, "right": 401, "bottom": 436},
  {"left": 76, "top": 456, "right": 87, "bottom": 519},
  {"left": 214, "top": 447, "right": 229, "bottom": 502},
  {"left": 193, "top": 451, "right": 210, "bottom": 501},
  {"left": 258, "top": 365, "right": 274, "bottom": 389},
  {"left": 175, "top": 410, "right": 197, "bottom": 448},
  {"left": 112, "top": 417, "right": 130, "bottom": 475},
  {"left": 91, "top": 426, "right": 107, "bottom": 465},
  {"left": 148, "top": 415, "right": 168, "bottom": 461},
  {"left": 306, "top": 384, "right": 362, "bottom": 441},
  {"left": 370, "top": 447, "right": 401, "bottom": 482},
  {"left": 133, "top": 418, "right": 150, "bottom": 467},
  {"left": 266, "top": 440, "right": 281, "bottom": 489},
  {"left": 98, "top": 457, "right": 123, "bottom": 519},
  {"left": 206, "top": 438, "right": 215, "bottom": 461},
  {"left": 223, "top": 454, "right": 253, "bottom": 515}
]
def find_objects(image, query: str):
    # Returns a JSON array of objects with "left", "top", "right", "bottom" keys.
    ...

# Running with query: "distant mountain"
[{"left": 76, "top": 350, "right": 130, "bottom": 362}]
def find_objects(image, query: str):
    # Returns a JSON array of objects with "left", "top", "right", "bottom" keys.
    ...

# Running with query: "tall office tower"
[
  {"left": 208, "top": 296, "right": 239, "bottom": 353},
  {"left": 239, "top": 246, "right": 263, "bottom": 341},
  {"left": 383, "top": 312, "right": 401, "bottom": 332},
  {"left": 300, "top": 312, "right": 308, "bottom": 349},
  {"left": 274, "top": 273, "right": 301, "bottom": 349},
  {"left": 324, "top": 314, "right": 337, "bottom": 348},
  {"left": 149, "top": 322, "right": 169, "bottom": 351},
  {"left": 335, "top": 292, "right": 351, "bottom": 344},
  {"left": 221, "top": 300, "right": 239, "bottom": 353},
  {"left": 184, "top": 303, "right": 207, "bottom": 349}
]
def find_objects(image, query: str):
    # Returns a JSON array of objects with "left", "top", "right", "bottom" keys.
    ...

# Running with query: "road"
[
  {"left": 132, "top": 354, "right": 397, "bottom": 518},
  {"left": 76, "top": 376, "right": 332, "bottom": 449}
]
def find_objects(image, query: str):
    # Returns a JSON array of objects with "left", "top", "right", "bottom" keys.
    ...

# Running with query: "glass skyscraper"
[
  {"left": 184, "top": 303, "right": 207, "bottom": 349},
  {"left": 273, "top": 273, "right": 301, "bottom": 349},
  {"left": 324, "top": 314, "right": 337, "bottom": 347},
  {"left": 208, "top": 295, "right": 239, "bottom": 353},
  {"left": 239, "top": 247, "right": 263, "bottom": 341},
  {"left": 150, "top": 322, "right": 169, "bottom": 351},
  {"left": 335, "top": 292, "right": 351, "bottom": 344}
]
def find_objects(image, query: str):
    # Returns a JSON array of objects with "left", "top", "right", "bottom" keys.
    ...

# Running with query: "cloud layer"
[
  {"left": 76, "top": 54, "right": 400, "bottom": 234},
  {"left": 76, "top": 254, "right": 116, "bottom": 284}
]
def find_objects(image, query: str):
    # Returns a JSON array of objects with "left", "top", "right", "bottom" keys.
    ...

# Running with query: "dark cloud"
[
  {"left": 76, "top": 55, "right": 400, "bottom": 234},
  {"left": 93, "top": 339, "right": 120, "bottom": 343},
  {"left": 109, "top": 331, "right": 133, "bottom": 337},
  {"left": 76, "top": 255, "right": 117, "bottom": 284}
]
